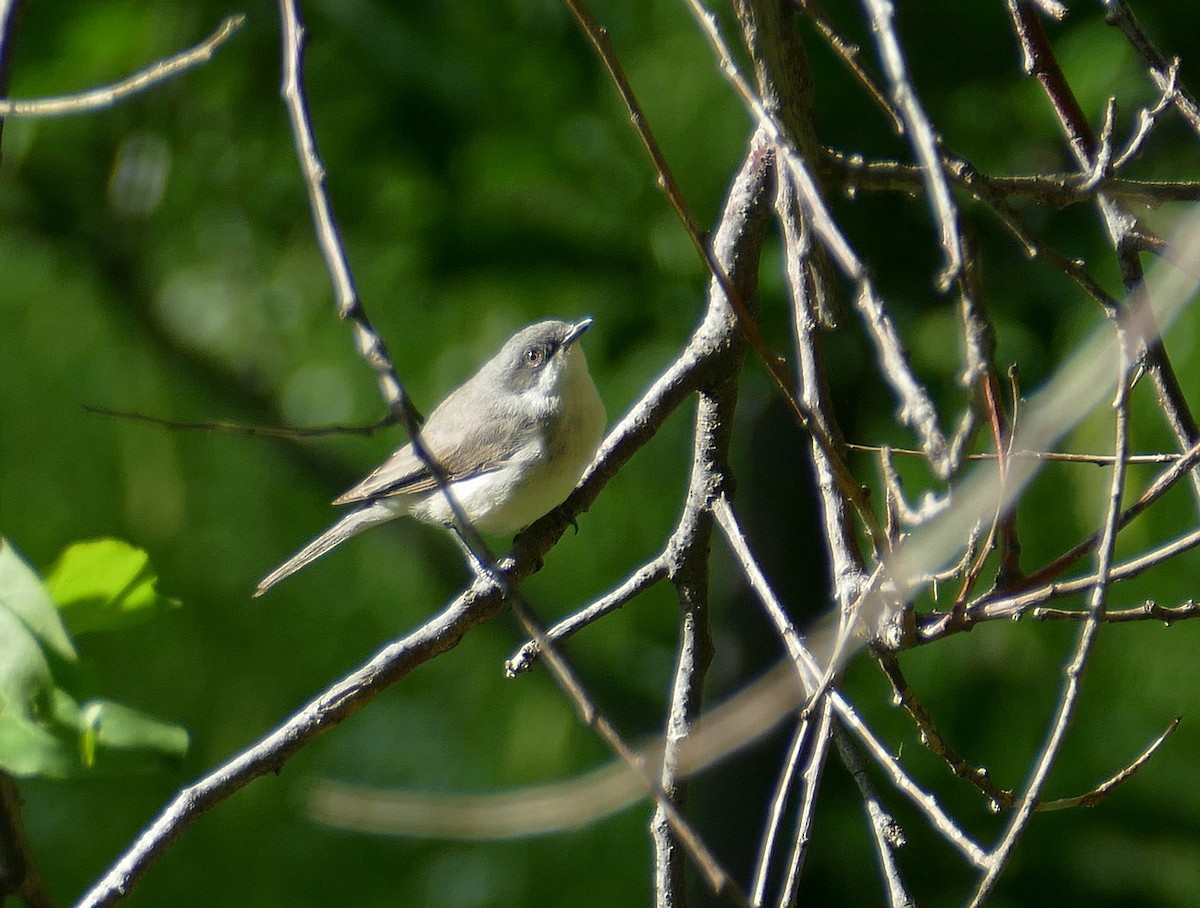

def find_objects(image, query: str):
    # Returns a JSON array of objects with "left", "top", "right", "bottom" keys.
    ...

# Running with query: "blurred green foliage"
[
  {"left": 2, "top": 1, "right": 1200, "bottom": 906},
  {"left": 0, "top": 539, "right": 186, "bottom": 779}
]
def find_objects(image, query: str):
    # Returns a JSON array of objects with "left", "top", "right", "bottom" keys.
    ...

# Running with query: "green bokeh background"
[{"left": 2, "top": 2, "right": 1200, "bottom": 905}]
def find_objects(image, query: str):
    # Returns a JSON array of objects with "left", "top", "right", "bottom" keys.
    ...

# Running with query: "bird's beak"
[{"left": 564, "top": 317, "right": 593, "bottom": 347}]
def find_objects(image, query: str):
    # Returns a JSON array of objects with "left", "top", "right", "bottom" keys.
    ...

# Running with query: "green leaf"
[
  {"left": 73, "top": 698, "right": 189, "bottom": 766},
  {"left": 44, "top": 538, "right": 180, "bottom": 635},
  {"left": 0, "top": 606, "right": 65, "bottom": 777},
  {"left": 0, "top": 712, "right": 77, "bottom": 779},
  {"left": 0, "top": 689, "right": 188, "bottom": 779},
  {"left": 0, "top": 540, "right": 77, "bottom": 776},
  {"left": 0, "top": 540, "right": 188, "bottom": 778},
  {"left": 0, "top": 538, "right": 78, "bottom": 660}
]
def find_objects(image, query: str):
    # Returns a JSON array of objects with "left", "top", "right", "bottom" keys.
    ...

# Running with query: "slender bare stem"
[
  {"left": 0, "top": 15, "right": 245, "bottom": 117},
  {"left": 968, "top": 319, "right": 1133, "bottom": 906}
]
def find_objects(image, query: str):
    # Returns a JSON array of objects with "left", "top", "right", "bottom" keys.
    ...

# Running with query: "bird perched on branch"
[{"left": 255, "top": 318, "right": 605, "bottom": 596}]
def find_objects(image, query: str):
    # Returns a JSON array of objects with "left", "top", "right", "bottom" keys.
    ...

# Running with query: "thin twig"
[
  {"left": 774, "top": 138, "right": 870, "bottom": 594},
  {"left": 860, "top": 0, "right": 964, "bottom": 288},
  {"left": 689, "top": 0, "right": 954, "bottom": 478},
  {"left": 278, "top": 2, "right": 416, "bottom": 428},
  {"left": 713, "top": 496, "right": 987, "bottom": 867},
  {"left": 832, "top": 729, "right": 915, "bottom": 908},
  {"left": 563, "top": 0, "right": 880, "bottom": 539},
  {"left": 1006, "top": 0, "right": 1200, "bottom": 506},
  {"left": 1111, "top": 62, "right": 1180, "bottom": 171},
  {"left": 832, "top": 689, "right": 988, "bottom": 868},
  {"left": 820, "top": 150, "right": 1200, "bottom": 208},
  {"left": 773, "top": 701, "right": 835, "bottom": 908},
  {"left": 876, "top": 652, "right": 1015, "bottom": 811},
  {"left": 977, "top": 436, "right": 1200, "bottom": 604},
  {"left": 750, "top": 718, "right": 811, "bottom": 906},
  {"left": 83, "top": 404, "right": 395, "bottom": 439},
  {"left": 916, "top": 523, "right": 1200, "bottom": 637},
  {"left": 506, "top": 597, "right": 748, "bottom": 906},
  {"left": 505, "top": 554, "right": 670, "bottom": 675},
  {"left": 968, "top": 305, "right": 1133, "bottom": 906},
  {"left": 0, "top": 15, "right": 245, "bottom": 117},
  {"left": 1032, "top": 598, "right": 1200, "bottom": 624},
  {"left": 1038, "top": 717, "right": 1181, "bottom": 810},
  {"left": 848, "top": 441, "right": 1182, "bottom": 466},
  {"left": 1103, "top": 0, "right": 1200, "bottom": 137}
]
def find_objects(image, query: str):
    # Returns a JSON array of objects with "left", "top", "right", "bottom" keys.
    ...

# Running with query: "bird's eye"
[{"left": 523, "top": 345, "right": 545, "bottom": 367}]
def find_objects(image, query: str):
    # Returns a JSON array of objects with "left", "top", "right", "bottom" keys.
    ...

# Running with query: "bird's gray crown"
[{"left": 492, "top": 318, "right": 591, "bottom": 392}]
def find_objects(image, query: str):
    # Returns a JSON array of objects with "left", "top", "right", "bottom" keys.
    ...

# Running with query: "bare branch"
[
  {"left": 968, "top": 304, "right": 1134, "bottom": 906},
  {"left": 278, "top": 1, "right": 416, "bottom": 429},
  {"left": 75, "top": 584, "right": 509, "bottom": 908},
  {"left": 712, "top": 496, "right": 988, "bottom": 868},
  {"left": 876, "top": 652, "right": 1015, "bottom": 812},
  {"left": 1039, "top": 717, "right": 1182, "bottom": 810},
  {"left": 0, "top": 15, "right": 245, "bottom": 118},
  {"left": 772, "top": 702, "right": 835, "bottom": 908},
  {"left": 505, "top": 555, "right": 670, "bottom": 676},
  {"left": 980, "top": 436, "right": 1200, "bottom": 603},
  {"left": 1006, "top": 0, "right": 1200, "bottom": 505},
  {"left": 848, "top": 441, "right": 1184, "bottom": 467},
  {"left": 562, "top": 0, "right": 878, "bottom": 537},
  {"left": 691, "top": 0, "right": 955, "bottom": 477},
  {"left": 832, "top": 730, "right": 915, "bottom": 908},
  {"left": 860, "top": 0, "right": 964, "bottom": 288},
  {"left": 1103, "top": 0, "right": 1200, "bottom": 137},
  {"left": 750, "top": 718, "right": 812, "bottom": 905},
  {"left": 1033, "top": 598, "right": 1200, "bottom": 625},
  {"left": 83, "top": 404, "right": 394, "bottom": 440},
  {"left": 653, "top": 320, "right": 743, "bottom": 904},
  {"left": 1112, "top": 61, "right": 1180, "bottom": 170},
  {"left": 821, "top": 150, "right": 1200, "bottom": 207}
]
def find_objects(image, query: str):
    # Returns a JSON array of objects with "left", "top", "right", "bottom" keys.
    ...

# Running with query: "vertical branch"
[
  {"left": 566, "top": 0, "right": 880, "bottom": 540},
  {"left": 0, "top": 0, "right": 26, "bottom": 160},
  {"left": 693, "top": 0, "right": 954, "bottom": 478},
  {"left": 1007, "top": 0, "right": 1200, "bottom": 503},
  {"left": 749, "top": 718, "right": 811, "bottom": 905},
  {"left": 736, "top": 0, "right": 868, "bottom": 598},
  {"left": 777, "top": 175, "right": 868, "bottom": 596},
  {"left": 652, "top": 126, "right": 773, "bottom": 906},
  {"left": 0, "top": 773, "right": 54, "bottom": 908},
  {"left": 654, "top": 391, "right": 722, "bottom": 906},
  {"left": 968, "top": 326, "right": 1134, "bottom": 906},
  {"left": 832, "top": 730, "right": 914, "bottom": 908},
  {"left": 859, "top": 0, "right": 964, "bottom": 288},
  {"left": 772, "top": 702, "right": 835, "bottom": 907}
]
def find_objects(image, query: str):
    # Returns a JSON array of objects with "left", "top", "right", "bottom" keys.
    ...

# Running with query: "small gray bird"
[{"left": 255, "top": 318, "right": 605, "bottom": 596}]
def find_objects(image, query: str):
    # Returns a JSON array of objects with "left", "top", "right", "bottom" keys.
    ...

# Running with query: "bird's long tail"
[{"left": 254, "top": 502, "right": 397, "bottom": 597}]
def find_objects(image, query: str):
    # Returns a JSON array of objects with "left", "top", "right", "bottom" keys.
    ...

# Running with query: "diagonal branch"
[
  {"left": 0, "top": 14, "right": 244, "bottom": 118},
  {"left": 1006, "top": 0, "right": 1200, "bottom": 505},
  {"left": 968, "top": 312, "right": 1134, "bottom": 906},
  {"left": 1102, "top": 0, "right": 1200, "bottom": 137}
]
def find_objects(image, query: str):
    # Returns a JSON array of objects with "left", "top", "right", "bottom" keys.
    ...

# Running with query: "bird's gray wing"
[{"left": 332, "top": 388, "right": 531, "bottom": 505}]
